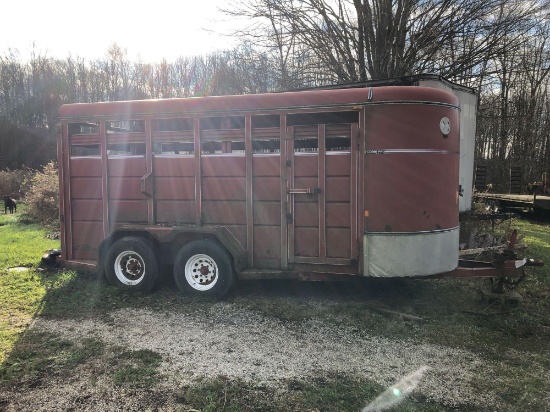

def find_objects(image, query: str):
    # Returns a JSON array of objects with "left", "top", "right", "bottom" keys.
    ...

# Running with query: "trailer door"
[{"left": 285, "top": 119, "right": 359, "bottom": 266}]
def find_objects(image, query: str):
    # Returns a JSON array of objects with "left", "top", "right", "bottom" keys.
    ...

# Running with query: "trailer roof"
[
  {"left": 58, "top": 86, "right": 458, "bottom": 120},
  {"left": 299, "top": 73, "right": 477, "bottom": 94}
]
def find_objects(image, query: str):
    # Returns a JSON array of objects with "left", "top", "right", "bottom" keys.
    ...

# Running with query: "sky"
[{"left": 0, "top": 0, "right": 245, "bottom": 62}]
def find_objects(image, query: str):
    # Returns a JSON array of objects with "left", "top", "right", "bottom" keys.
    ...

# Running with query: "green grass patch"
[
  {"left": 0, "top": 208, "right": 59, "bottom": 363},
  {"left": 0, "top": 331, "right": 104, "bottom": 386},
  {"left": 178, "top": 376, "right": 276, "bottom": 412},
  {"left": 0, "top": 328, "right": 164, "bottom": 389},
  {"left": 177, "top": 374, "right": 459, "bottom": 411},
  {"left": 0, "top": 206, "right": 59, "bottom": 270},
  {"left": 112, "top": 348, "right": 163, "bottom": 387},
  {"left": 467, "top": 342, "right": 550, "bottom": 411},
  {"left": 512, "top": 218, "right": 550, "bottom": 285}
]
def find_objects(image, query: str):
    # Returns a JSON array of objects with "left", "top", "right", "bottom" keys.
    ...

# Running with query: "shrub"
[
  {"left": 0, "top": 167, "right": 34, "bottom": 199},
  {"left": 22, "top": 161, "right": 59, "bottom": 225}
]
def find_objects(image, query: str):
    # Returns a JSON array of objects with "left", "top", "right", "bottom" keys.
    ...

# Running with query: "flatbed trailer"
[{"left": 476, "top": 192, "right": 550, "bottom": 215}]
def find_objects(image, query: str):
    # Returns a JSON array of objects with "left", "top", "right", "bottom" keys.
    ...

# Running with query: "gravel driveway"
[{"left": 3, "top": 300, "right": 507, "bottom": 411}]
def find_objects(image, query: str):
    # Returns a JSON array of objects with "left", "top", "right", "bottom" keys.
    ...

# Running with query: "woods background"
[{"left": 1, "top": 0, "right": 550, "bottom": 192}]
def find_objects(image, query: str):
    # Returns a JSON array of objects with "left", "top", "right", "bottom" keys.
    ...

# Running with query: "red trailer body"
[{"left": 57, "top": 86, "right": 464, "bottom": 296}]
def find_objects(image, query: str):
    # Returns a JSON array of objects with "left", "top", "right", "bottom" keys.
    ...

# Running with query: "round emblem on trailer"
[{"left": 440, "top": 117, "right": 451, "bottom": 136}]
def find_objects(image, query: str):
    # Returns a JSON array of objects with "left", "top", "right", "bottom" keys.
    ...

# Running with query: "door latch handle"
[
  {"left": 141, "top": 172, "right": 153, "bottom": 197},
  {"left": 288, "top": 187, "right": 322, "bottom": 194}
]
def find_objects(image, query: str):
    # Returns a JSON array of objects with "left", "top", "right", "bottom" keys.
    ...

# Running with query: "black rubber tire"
[
  {"left": 173, "top": 240, "right": 235, "bottom": 298},
  {"left": 104, "top": 237, "right": 159, "bottom": 292}
]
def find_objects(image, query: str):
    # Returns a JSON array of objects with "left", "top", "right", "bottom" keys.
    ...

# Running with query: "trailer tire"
[
  {"left": 104, "top": 237, "right": 159, "bottom": 292},
  {"left": 173, "top": 240, "right": 235, "bottom": 298}
]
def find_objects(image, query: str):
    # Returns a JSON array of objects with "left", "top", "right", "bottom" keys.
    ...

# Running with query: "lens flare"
[{"left": 362, "top": 366, "right": 429, "bottom": 412}]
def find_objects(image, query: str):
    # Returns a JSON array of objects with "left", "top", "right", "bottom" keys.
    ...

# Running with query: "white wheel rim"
[
  {"left": 185, "top": 253, "right": 218, "bottom": 291},
  {"left": 114, "top": 251, "right": 145, "bottom": 285}
]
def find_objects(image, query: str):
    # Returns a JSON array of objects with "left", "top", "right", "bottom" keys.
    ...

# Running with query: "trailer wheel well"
[
  {"left": 98, "top": 230, "right": 240, "bottom": 275},
  {"left": 98, "top": 231, "right": 160, "bottom": 276}
]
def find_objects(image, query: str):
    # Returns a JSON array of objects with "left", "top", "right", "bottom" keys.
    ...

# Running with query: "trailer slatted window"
[
  {"left": 70, "top": 144, "right": 100, "bottom": 157},
  {"left": 69, "top": 122, "right": 100, "bottom": 157},
  {"left": 294, "top": 126, "right": 318, "bottom": 153},
  {"left": 69, "top": 122, "right": 99, "bottom": 136},
  {"left": 201, "top": 116, "right": 245, "bottom": 155},
  {"left": 326, "top": 124, "right": 352, "bottom": 152},
  {"left": 107, "top": 120, "right": 146, "bottom": 157},
  {"left": 154, "top": 118, "right": 193, "bottom": 132},
  {"left": 287, "top": 111, "right": 358, "bottom": 126},
  {"left": 152, "top": 118, "right": 194, "bottom": 156},
  {"left": 289, "top": 111, "right": 357, "bottom": 152},
  {"left": 153, "top": 141, "right": 194, "bottom": 156},
  {"left": 107, "top": 142, "right": 146, "bottom": 156},
  {"left": 252, "top": 114, "right": 280, "bottom": 153},
  {"left": 107, "top": 120, "right": 145, "bottom": 133}
]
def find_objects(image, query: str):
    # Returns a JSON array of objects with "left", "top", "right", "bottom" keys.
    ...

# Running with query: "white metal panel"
[
  {"left": 363, "top": 228, "right": 459, "bottom": 277},
  {"left": 420, "top": 80, "right": 477, "bottom": 212}
]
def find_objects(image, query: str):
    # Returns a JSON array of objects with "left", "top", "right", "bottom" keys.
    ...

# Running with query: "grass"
[
  {"left": 112, "top": 349, "right": 163, "bottom": 386},
  {"left": 0, "top": 206, "right": 59, "bottom": 364},
  {"left": 177, "top": 373, "right": 480, "bottom": 412},
  {"left": 0, "top": 209, "right": 549, "bottom": 410},
  {"left": 0, "top": 332, "right": 104, "bottom": 386},
  {"left": 176, "top": 374, "right": 456, "bottom": 412},
  {"left": 0, "top": 206, "right": 58, "bottom": 269},
  {"left": 511, "top": 218, "right": 550, "bottom": 288},
  {"left": 0, "top": 330, "right": 162, "bottom": 390}
]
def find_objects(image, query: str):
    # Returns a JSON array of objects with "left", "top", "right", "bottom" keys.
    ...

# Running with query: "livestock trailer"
[{"left": 56, "top": 84, "right": 530, "bottom": 297}]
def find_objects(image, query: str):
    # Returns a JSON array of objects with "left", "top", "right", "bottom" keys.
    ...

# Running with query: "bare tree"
[{"left": 223, "top": 0, "right": 543, "bottom": 82}]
